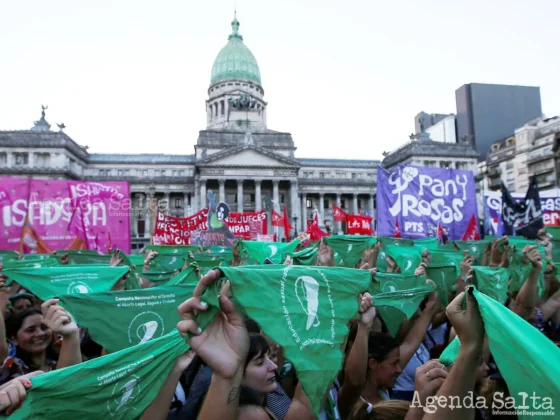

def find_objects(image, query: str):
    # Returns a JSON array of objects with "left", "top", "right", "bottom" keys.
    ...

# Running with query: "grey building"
[
  {"left": 455, "top": 83, "right": 542, "bottom": 159},
  {"left": 414, "top": 112, "right": 451, "bottom": 134}
]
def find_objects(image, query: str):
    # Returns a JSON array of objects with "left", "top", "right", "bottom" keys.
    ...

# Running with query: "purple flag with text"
[{"left": 376, "top": 165, "right": 477, "bottom": 240}]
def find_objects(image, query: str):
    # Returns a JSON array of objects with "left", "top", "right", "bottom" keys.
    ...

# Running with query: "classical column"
[
  {"left": 144, "top": 192, "right": 151, "bottom": 237},
  {"left": 6, "top": 152, "right": 14, "bottom": 168},
  {"left": 183, "top": 190, "right": 189, "bottom": 217},
  {"left": 237, "top": 179, "right": 244, "bottom": 212},
  {"left": 336, "top": 193, "right": 342, "bottom": 234},
  {"left": 163, "top": 192, "right": 170, "bottom": 214},
  {"left": 301, "top": 192, "right": 307, "bottom": 232},
  {"left": 218, "top": 179, "right": 226, "bottom": 203},
  {"left": 200, "top": 180, "right": 207, "bottom": 209},
  {"left": 193, "top": 179, "right": 200, "bottom": 213},
  {"left": 319, "top": 193, "right": 325, "bottom": 227},
  {"left": 290, "top": 181, "right": 299, "bottom": 236},
  {"left": 28, "top": 152, "right": 34, "bottom": 168},
  {"left": 272, "top": 180, "right": 279, "bottom": 209},
  {"left": 353, "top": 193, "right": 359, "bottom": 214},
  {"left": 255, "top": 179, "right": 262, "bottom": 211},
  {"left": 369, "top": 194, "right": 375, "bottom": 218}
]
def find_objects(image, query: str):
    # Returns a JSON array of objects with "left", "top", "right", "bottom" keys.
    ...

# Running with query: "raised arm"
[
  {"left": 41, "top": 299, "right": 82, "bottom": 369},
  {"left": 513, "top": 246, "right": 542, "bottom": 320},
  {"left": 337, "top": 293, "right": 376, "bottom": 420}
]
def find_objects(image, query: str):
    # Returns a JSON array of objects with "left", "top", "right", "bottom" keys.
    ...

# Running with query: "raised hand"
[
  {"left": 413, "top": 360, "right": 447, "bottom": 406},
  {"left": 0, "top": 371, "right": 43, "bottom": 415},
  {"left": 41, "top": 299, "right": 78, "bottom": 337},
  {"left": 415, "top": 262, "right": 427, "bottom": 277},
  {"left": 523, "top": 245, "right": 542, "bottom": 269},
  {"left": 490, "top": 237, "right": 508, "bottom": 267},
  {"left": 109, "top": 250, "right": 123, "bottom": 267},
  {"left": 177, "top": 269, "right": 249, "bottom": 379},
  {"left": 358, "top": 293, "right": 376, "bottom": 329},
  {"left": 446, "top": 287, "right": 484, "bottom": 351},
  {"left": 421, "top": 249, "right": 431, "bottom": 265},
  {"left": 460, "top": 251, "right": 475, "bottom": 275},
  {"left": 317, "top": 239, "right": 334, "bottom": 267}
]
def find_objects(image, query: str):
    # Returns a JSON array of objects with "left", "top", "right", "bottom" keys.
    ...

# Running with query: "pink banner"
[{"left": 0, "top": 176, "right": 130, "bottom": 253}]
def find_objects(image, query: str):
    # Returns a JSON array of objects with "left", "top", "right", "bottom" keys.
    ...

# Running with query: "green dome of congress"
[{"left": 210, "top": 15, "right": 262, "bottom": 86}]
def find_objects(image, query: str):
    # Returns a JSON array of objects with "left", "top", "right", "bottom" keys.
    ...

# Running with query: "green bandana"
[
  {"left": 439, "top": 289, "right": 560, "bottom": 419},
  {"left": 59, "top": 285, "right": 195, "bottom": 353},
  {"left": 3, "top": 266, "right": 129, "bottom": 300},
  {"left": 471, "top": 266, "right": 509, "bottom": 305},
  {"left": 165, "top": 265, "right": 200, "bottom": 286},
  {"left": 369, "top": 273, "right": 431, "bottom": 336},
  {"left": 288, "top": 247, "right": 319, "bottom": 266},
  {"left": 323, "top": 235, "right": 377, "bottom": 268},
  {"left": 199, "top": 265, "right": 370, "bottom": 417},
  {"left": 237, "top": 240, "right": 300, "bottom": 264},
  {"left": 145, "top": 245, "right": 201, "bottom": 255},
  {"left": 384, "top": 244, "right": 422, "bottom": 274},
  {"left": 429, "top": 249, "right": 465, "bottom": 276},
  {"left": 413, "top": 237, "right": 440, "bottom": 251},
  {"left": 425, "top": 265, "right": 457, "bottom": 306},
  {"left": 61, "top": 250, "right": 112, "bottom": 265},
  {"left": 2, "top": 257, "right": 60, "bottom": 270},
  {"left": 377, "top": 237, "right": 414, "bottom": 248},
  {"left": 11, "top": 330, "right": 189, "bottom": 419},
  {"left": 454, "top": 240, "right": 490, "bottom": 265},
  {"left": 0, "top": 251, "right": 18, "bottom": 263}
]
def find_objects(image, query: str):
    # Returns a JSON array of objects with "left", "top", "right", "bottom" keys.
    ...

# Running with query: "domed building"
[{"left": 0, "top": 14, "right": 394, "bottom": 250}]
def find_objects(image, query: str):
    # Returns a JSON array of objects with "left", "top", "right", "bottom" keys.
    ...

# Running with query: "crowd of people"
[{"left": 0, "top": 228, "right": 558, "bottom": 419}]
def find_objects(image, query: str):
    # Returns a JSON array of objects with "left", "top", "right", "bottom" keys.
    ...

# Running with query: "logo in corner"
[
  {"left": 67, "top": 281, "right": 92, "bottom": 294},
  {"left": 107, "top": 375, "right": 141, "bottom": 416},
  {"left": 128, "top": 311, "right": 165, "bottom": 345}
]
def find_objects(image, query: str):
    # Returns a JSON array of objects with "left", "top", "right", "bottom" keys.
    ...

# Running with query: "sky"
[{"left": 1, "top": 0, "right": 559, "bottom": 161}]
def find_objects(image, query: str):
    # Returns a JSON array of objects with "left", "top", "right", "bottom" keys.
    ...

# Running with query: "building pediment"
[{"left": 196, "top": 144, "right": 300, "bottom": 168}]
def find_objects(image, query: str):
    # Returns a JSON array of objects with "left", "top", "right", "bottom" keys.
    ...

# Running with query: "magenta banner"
[{"left": 0, "top": 176, "right": 130, "bottom": 253}]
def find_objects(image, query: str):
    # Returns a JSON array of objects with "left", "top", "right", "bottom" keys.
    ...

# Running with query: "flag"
[
  {"left": 18, "top": 217, "right": 53, "bottom": 254},
  {"left": 332, "top": 205, "right": 347, "bottom": 222},
  {"left": 346, "top": 215, "right": 374, "bottom": 236},
  {"left": 11, "top": 330, "right": 189, "bottom": 419},
  {"left": 200, "top": 265, "right": 372, "bottom": 416},
  {"left": 283, "top": 205, "right": 292, "bottom": 239},
  {"left": 58, "top": 285, "right": 196, "bottom": 353},
  {"left": 365, "top": 208, "right": 375, "bottom": 234},
  {"left": 501, "top": 178, "right": 544, "bottom": 239},
  {"left": 306, "top": 213, "right": 328, "bottom": 241},
  {"left": 67, "top": 207, "right": 90, "bottom": 250},
  {"left": 436, "top": 223, "right": 447, "bottom": 244},
  {"left": 271, "top": 210, "right": 284, "bottom": 227},
  {"left": 394, "top": 219, "right": 402, "bottom": 238},
  {"left": 3, "top": 266, "right": 129, "bottom": 301},
  {"left": 460, "top": 214, "right": 481, "bottom": 241},
  {"left": 323, "top": 235, "right": 376, "bottom": 268},
  {"left": 471, "top": 266, "right": 509, "bottom": 304}
]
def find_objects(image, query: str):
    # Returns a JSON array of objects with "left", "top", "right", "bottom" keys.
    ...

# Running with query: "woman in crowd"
[
  {"left": 177, "top": 269, "right": 315, "bottom": 420},
  {"left": 0, "top": 298, "right": 81, "bottom": 385}
]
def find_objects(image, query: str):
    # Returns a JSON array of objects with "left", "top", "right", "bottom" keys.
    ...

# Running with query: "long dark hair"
[
  {"left": 6, "top": 308, "right": 56, "bottom": 369},
  {"left": 239, "top": 334, "right": 271, "bottom": 407},
  {"left": 368, "top": 332, "right": 399, "bottom": 363}
]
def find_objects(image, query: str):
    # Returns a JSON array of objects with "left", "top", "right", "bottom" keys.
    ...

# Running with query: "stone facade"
[{"left": 0, "top": 16, "right": 481, "bottom": 251}]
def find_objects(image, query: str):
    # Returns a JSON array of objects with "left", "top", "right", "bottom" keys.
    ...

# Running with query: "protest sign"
[
  {"left": 226, "top": 210, "right": 267, "bottom": 239},
  {"left": 376, "top": 166, "right": 478, "bottom": 240},
  {"left": 152, "top": 209, "right": 208, "bottom": 245}
]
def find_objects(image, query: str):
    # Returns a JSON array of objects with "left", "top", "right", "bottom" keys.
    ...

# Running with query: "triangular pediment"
[{"left": 197, "top": 145, "right": 300, "bottom": 168}]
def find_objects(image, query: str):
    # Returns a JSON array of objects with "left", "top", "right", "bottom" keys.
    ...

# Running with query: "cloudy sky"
[{"left": 1, "top": 0, "right": 558, "bottom": 160}]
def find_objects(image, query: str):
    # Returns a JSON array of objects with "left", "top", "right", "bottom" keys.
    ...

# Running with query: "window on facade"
[
  {"left": 161, "top": 170, "right": 166, "bottom": 176},
  {"left": 137, "top": 220, "right": 145, "bottom": 237},
  {"left": 99, "top": 169, "right": 105, "bottom": 176},
  {"left": 14, "top": 153, "right": 28, "bottom": 166},
  {"left": 179, "top": 170, "right": 185, "bottom": 176},
  {"left": 175, "top": 199, "right": 181, "bottom": 209},
  {"left": 118, "top": 170, "right": 123, "bottom": 176},
  {"left": 324, "top": 199, "right": 329, "bottom": 209},
  {"left": 155, "top": 170, "right": 160, "bottom": 176},
  {"left": 306, "top": 199, "right": 312, "bottom": 209},
  {"left": 142, "top": 170, "right": 148, "bottom": 176},
  {"left": 319, "top": 172, "right": 325, "bottom": 178},
  {"left": 172, "top": 170, "right": 176, "bottom": 176},
  {"left": 0, "top": 152, "right": 6, "bottom": 166},
  {"left": 351, "top": 173, "right": 357, "bottom": 179},
  {"left": 220, "top": 101, "right": 225, "bottom": 115},
  {"left": 280, "top": 194, "right": 285, "bottom": 204},
  {"left": 341, "top": 199, "right": 347, "bottom": 209},
  {"left": 250, "top": 194, "right": 255, "bottom": 202}
]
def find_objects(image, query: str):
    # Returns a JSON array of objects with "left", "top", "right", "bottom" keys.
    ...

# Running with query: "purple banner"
[{"left": 377, "top": 165, "right": 478, "bottom": 240}]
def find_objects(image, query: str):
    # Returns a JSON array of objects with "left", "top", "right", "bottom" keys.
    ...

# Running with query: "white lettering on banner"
[
  {"left": 387, "top": 167, "right": 471, "bottom": 230},
  {"left": 0, "top": 191, "right": 6, "bottom": 201},
  {"left": 2, "top": 199, "right": 107, "bottom": 227},
  {"left": 70, "top": 183, "right": 124, "bottom": 201}
]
